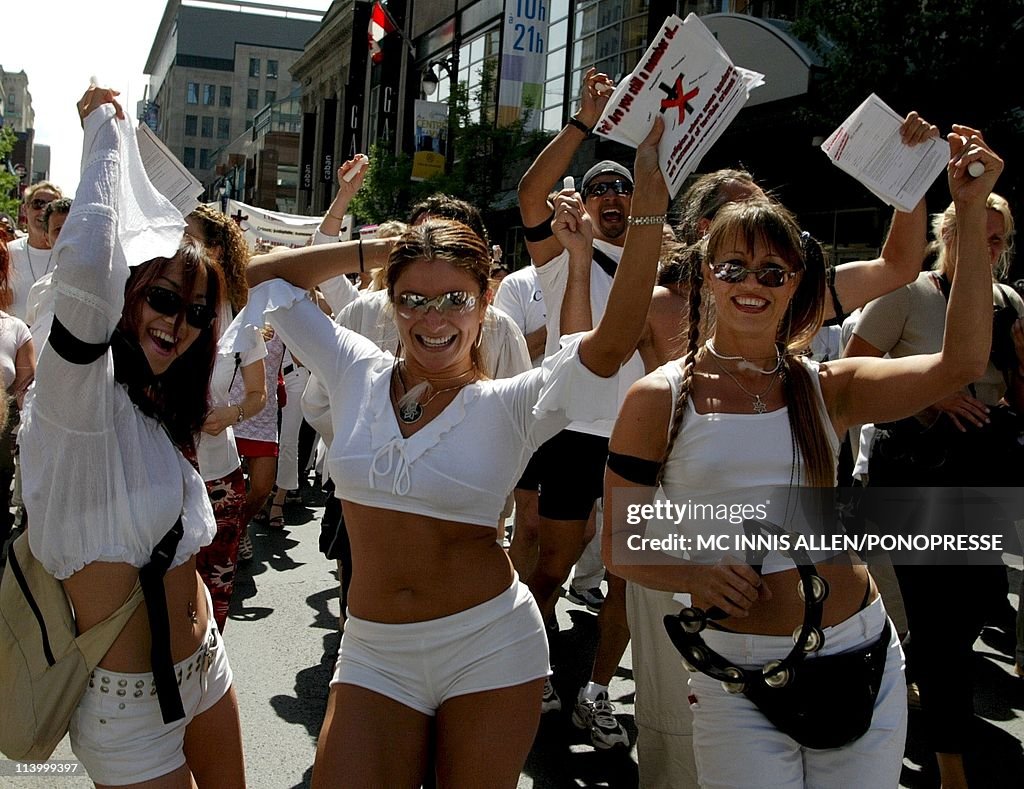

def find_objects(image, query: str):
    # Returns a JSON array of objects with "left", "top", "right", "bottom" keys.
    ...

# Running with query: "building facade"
[{"left": 143, "top": 0, "right": 322, "bottom": 189}]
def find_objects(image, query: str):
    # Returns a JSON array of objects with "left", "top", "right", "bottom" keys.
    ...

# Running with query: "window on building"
[
  {"left": 265, "top": 90, "right": 276, "bottom": 106},
  {"left": 220, "top": 86, "right": 232, "bottom": 107},
  {"left": 185, "top": 115, "right": 198, "bottom": 136},
  {"left": 217, "top": 117, "right": 230, "bottom": 140},
  {"left": 186, "top": 82, "right": 199, "bottom": 104},
  {"left": 249, "top": 58, "right": 260, "bottom": 77},
  {"left": 199, "top": 149, "right": 211, "bottom": 170},
  {"left": 247, "top": 89, "right": 259, "bottom": 110},
  {"left": 201, "top": 117, "right": 214, "bottom": 138},
  {"left": 183, "top": 147, "right": 196, "bottom": 168},
  {"left": 202, "top": 84, "right": 215, "bottom": 105},
  {"left": 267, "top": 60, "right": 278, "bottom": 79}
]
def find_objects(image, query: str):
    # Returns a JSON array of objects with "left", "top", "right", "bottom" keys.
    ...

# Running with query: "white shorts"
[
  {"left": 688, "top": 596, "right": 907, "bottom": 789},
  {"left": 70, "top": 587, "right": 233, "bottom": 786},
  {"left": 333, "top": 575, "right": 549, "bottom": 715}
]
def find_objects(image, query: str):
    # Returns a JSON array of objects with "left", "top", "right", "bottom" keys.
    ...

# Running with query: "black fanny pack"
[{"left": 742, "top": 619, "right": 890, "bottom": 750}]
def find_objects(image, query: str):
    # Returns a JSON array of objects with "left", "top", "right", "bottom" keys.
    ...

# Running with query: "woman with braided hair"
[{"left": 604, "top": 125, "right": 1002, "bottom": 786}]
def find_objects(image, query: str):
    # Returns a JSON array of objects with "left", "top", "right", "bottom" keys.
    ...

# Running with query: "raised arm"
[
  {"left": 246, "top": 237, "right": 392, "bottom": 290},
  {"left": 551, "top": 189, "right": 594, "bottom": 336},
  {"left": 518, "top": 68, "right": 613, "bottom": 266},
  {"left": 827, "top": 112, "right": 938, "bottom": 319},
  {"left": 577, "top": 119, "right": 668, "bottom": 377},
  {"left": 316, "top": 156, "right": 368, "bottom": 239},
  {"left": 822, "top": 125, "right": 1002, "bottom": 433}
]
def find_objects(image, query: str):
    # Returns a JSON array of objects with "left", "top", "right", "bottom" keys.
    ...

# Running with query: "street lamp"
[
  {"left": 421, "top": 56, "right": 457, "bottom": 168},
  {"left": 218, "top": 183, "right": 229, "bottom": 215}
]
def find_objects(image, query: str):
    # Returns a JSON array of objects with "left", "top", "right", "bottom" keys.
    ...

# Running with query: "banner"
[
  {"left": 216, "top": 199, "right": 322, "bottom": 250},
  {"left": 498, "top": 0, "right": 550, "bottom": 129},
  {"left": 300, "top": 112, "right": 316, "bottom": 193},
  {"left": 320, "top": 98, "right": 338, "bottom": 184},
  {"left": 411, "top": 100, "right": 448, "bottom": 181}
]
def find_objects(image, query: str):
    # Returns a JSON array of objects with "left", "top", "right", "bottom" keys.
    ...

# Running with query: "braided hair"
[{"left": 659, "top": 200, "right": 835, "bottom": 488}]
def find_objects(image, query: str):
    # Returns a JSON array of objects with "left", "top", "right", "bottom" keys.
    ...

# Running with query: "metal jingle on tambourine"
[
  {"left": 679, "top": 607, "right": 707, "bottom": 634},
  {"left": 720, "top": 666, "right": 746, "bottom": 694},
  {"left": 796, "top": 574, "right": 829, "bottom": 604},
  {"left": 763, "top": 659, "right": 793, "bottom": 688},
  {"left": 793, "top": 625, "right": 825, "bottom": 653},
  {"left": 680, "top": 656, "right": 698, "bottom": 673},
  {"left": 686, "top": 645, "right": 710, "bottom": 669}
]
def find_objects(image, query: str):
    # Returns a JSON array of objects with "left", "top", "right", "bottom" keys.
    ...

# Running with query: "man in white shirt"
[{"left": 7, "top": 181, "right": 63, "bottom": 322}]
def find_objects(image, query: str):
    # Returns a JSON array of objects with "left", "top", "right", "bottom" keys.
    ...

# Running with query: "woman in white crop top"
[
  {"left": 241, "top": 121, "right": 669, "bottom": 788},
  {"left": 604, "top": 125, "right": 1003, "bottom": 788},
  {"left": 20, "top": 87, "right": 245, "bottom": 786}
]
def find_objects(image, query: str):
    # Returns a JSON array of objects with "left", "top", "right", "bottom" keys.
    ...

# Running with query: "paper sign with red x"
[{"left": 659, "top": 75, "right": 700, "bottom": 123}]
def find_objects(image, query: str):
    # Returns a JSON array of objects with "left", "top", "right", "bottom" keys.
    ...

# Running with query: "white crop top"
[
  {"left": 22, "top": 106, "right": 216, "bottom": 580},
  {"left": 655, "top": 356, "right": 841, "bottom": 575},
  {"left": 241, "top": 279, "right": 620, "bottom": 527}
]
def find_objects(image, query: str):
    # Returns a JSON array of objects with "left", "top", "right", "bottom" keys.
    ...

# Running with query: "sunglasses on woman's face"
[
  {"left": 709, "top": 260, "right": 798, "bottom": 289},
  {"left": 396, "top": 291, "right": 478, "bottom": 318},
  {"left": 29, "top": 197, "right": 55, "bottom": 211},
  {"left": 583, "top": 179, "right": 634, "bottom": 199},
  {"left": 145, "top": 286, "right": 215, "bottom": 329}
]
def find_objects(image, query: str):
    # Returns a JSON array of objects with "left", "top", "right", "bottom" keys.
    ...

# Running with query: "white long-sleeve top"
[{"left": 22, "top": 105, "right": 216, "bottom": 580}]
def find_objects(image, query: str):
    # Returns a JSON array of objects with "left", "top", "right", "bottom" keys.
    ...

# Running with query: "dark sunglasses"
[
  {"left": 396, "top": 291, "right": 478, "bottom": 318},
  {"left": 145, "top": 286, "right": 216, "bottom": 329},
  {"left": 583, "top": 179, "right": 634, "bottom": 199},
  {"left": 709, "top": 260, "right": 798, "bottom": 288},
  {"left": 29, "top": 198, "right": 55, "bottom": 210}
]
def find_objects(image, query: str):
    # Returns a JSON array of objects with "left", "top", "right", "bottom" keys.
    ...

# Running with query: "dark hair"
[
  {"left": 408, "top": 194, "right": 489, "bottom": 247},
  {"left": 114, "top": 236, "right": 224, "bottom": 447},
  {"left": 43, "top": 198, "right": 73, "bottom": 232},
  {"left": 660, "top": 200, "right": 834, "bottom": 488},
  {"left": 188, "top": 204, "right": 250, "bottom": 312},
  {"left": 676, "top": 168, "right": 758, "bottom": 244},
  {"left": 385, "top": 219, "right": 490, "bottom": 370}
]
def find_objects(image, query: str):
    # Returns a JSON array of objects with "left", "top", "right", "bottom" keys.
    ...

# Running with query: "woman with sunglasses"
[
  {"left": 603, "top": 125, "right": 1002, "bottom": 787},
  {"left": 237, "top": 121, "right": 667, "bottom": 787},
  {"left": 19, "top": 87, "right": 245, "bottom": 786},
  {"left": 187, "top": 204, "right": 268, "bottom": 627}
]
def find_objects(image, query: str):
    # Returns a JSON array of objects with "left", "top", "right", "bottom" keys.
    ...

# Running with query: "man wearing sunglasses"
[
  {"left": 8, "top": 181, "right": 63, "bottom": 322},
  {"left": 516, "top": 68, "right": 645, "bottom": 749}
]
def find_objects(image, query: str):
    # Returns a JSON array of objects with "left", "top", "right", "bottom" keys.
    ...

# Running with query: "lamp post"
[
  {"left": 219, "top": 181, "right": 229, "bottom": 215},
  {"left": 421, "top": 54, "right": 458, "bottom": 171}
]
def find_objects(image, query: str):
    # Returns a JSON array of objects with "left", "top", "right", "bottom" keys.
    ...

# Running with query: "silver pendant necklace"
[
  {"left": 705, "top": 339, "right": 782, "bottom": 375},
  {"left": 708, "top": 351, "right": 781, "bottom": 414},
  {"left": 394, "top": 362, "right": 476, "bottom": 425},
  {"left": 26, "top": 244, "right": 53, "bottom": 281}
]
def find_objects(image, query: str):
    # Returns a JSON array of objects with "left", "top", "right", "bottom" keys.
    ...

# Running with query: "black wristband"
[
  {"left": 523, "top": 211, "right": 556, "bottom": 243},
  {"left": 358, "top": 238, "right": 365, "bottom": 273},
  {"left": 566, "top": 117, "right": 593, "bottom": 136}
]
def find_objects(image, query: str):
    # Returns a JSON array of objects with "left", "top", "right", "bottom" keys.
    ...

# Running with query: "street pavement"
[{"left": 4, "top": 486, "right": 1023, "bottom": 787}]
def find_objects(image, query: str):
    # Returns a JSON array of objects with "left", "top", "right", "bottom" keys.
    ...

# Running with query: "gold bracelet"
[
  {"left": 235, "top": 405, "right": 245, "bottom": 424},
  {"left": 627, "top": 214, "right": 667, "bottom": 226},
  {"left": 326, "top": 212, "right": 345, "bottom": 221}
]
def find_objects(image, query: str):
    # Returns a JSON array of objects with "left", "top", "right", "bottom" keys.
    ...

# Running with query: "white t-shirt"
[
  {"left": 7, "top": 236, "right": 56, "bottom": 322},
  {"left": 535, "top": 238, "right": 645, "bottom": 437},
  {"left": 494, "top": 265, "right": 547, "bottom": 367},
  {"left": 196, "top": 304, "right": 269, "bottom": 481},
  {"left": 0, "top": 312, "right": 31, "bottom": 390}
]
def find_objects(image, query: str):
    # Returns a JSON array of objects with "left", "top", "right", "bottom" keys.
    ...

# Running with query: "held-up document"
[
  {"left": 593, "top": 14, "right": 762, "bottom": 198},
  {"left": 136, "top": 124, "right": 205, "bottom": 216},
  {"left": 821, "top": 94, "right": 948, "bottom": 213}
]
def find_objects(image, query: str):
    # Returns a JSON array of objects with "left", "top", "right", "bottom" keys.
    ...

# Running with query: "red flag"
[{"left": 368, "top": 1, "right": 398, "bottom": 65}]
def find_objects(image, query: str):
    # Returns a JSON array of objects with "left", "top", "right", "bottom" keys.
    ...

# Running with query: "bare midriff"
[
  {"left": 342, "top": 500, "right": 515, "bottom": 623},
  {"left": 64, "top": 559, "right": 208, "bottom": 672}
]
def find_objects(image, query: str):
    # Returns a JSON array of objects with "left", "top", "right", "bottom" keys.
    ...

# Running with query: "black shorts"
[{"left": 535, "top": 429, "right": 610, "bottom": 521}]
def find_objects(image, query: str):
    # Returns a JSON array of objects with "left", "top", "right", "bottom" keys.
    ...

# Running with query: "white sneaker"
[
  {"left": 541, "top": 677, "right": 561, "bottom": 713},
  {"left": 572, "top": 690, "right": 629, "bottom": 749}
]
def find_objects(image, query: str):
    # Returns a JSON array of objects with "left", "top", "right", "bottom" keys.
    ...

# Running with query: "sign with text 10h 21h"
[{"left": 498, "top": 0, "right": 550, "bottom": 131}]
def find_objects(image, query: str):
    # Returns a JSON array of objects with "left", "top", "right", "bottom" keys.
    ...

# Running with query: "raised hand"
[
  {"left": 947, "top": 124, "right": 1002, "bottom": 205},
  {"left": 576, "top": 67, "right": 615, "bottom": 129},
  {"left": 551, "top": 189, "right": 593, "bottom": 260},
  {"left": 78, "top": 85, "right": 124, "bottom": 125}
]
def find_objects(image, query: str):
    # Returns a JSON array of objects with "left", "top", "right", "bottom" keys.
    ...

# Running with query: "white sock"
[{"left": 581, "top": 681, "right": 607, "bottom": 702}]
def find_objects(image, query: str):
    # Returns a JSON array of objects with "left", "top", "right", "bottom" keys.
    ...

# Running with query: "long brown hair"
[
  {"left": 188, "top": 204, "right": 249, "bottom": 311},
  {"left": 660, "top": 200, "right": 835, "bottom": 488},
  {"left": 115, "top": 236, "right": 224, "bottom": 447}
]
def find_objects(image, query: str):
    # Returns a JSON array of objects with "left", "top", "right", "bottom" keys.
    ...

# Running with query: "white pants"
[
  {"left": 275, "top": 365, "right": 310, "bottom": 490},
  {"left": 690, "top": 596, "right": 907, "bottom": 788}
]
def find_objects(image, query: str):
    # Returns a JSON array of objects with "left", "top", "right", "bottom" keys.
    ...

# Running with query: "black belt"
[{"left": 138, "top": 517, "right": 186, "bottom": 724}]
